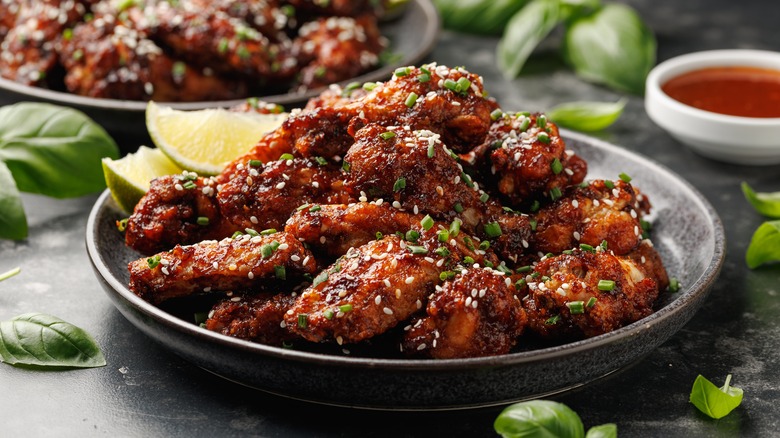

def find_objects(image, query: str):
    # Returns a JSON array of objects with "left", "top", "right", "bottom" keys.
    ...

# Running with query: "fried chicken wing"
[
  {"left": 206, "top": 292, "right": 299, "bottom": 345},
  {"left": 129, "top": 231, "right": 318, "bottom": 305},
  {"left": 401, "top": 267, "right": 526, "bottom": 359},
  {"left": 521, "top": 243, "right": 665, "bottom": 341}
]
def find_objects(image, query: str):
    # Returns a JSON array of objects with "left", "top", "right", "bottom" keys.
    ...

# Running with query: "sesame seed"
[
  {"left": 375, "top": 295, "right": 382, "bottom": 305},
  {"left": 573, "top": 231, "right": 581, "bottom": 241},
  {"left": 405, "top": 276, "right": 415, "bottom": 284},
  {"left": 396, "top": 289, "right": 402, "bottom": 299},
  {"left": 417, "top": 343, "right": 426, "bottom": 351},
  {"left": 276, "top": 182, "right": 286, "bottom": 190},
  {"left": 383, "top": 279, "right": 392, "bottom": 287},
  {"left": 250, "top": 216, "right": 259, "bottom": 224},
  {"left": 248, "top": 272, "right": 255, "bottom": 279},
  {"left": 212, "top": 262, "right": 219, "bottom": 269},
  {"left": 383, "top": 307, "right": 393, "bottom": 315},
  {"left": 465, "top": 297, "right": 472, "bottom": 307}
]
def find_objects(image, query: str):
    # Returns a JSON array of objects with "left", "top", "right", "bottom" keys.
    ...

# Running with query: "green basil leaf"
[
  {"left": 494, "top": 400, "right": 585, "bottom": 438},
  {"left": 690, "top": 374, "right": 743, "bottom": 419},
  {"left": 547, "top": 99, "right": 626, "bottom": 132},
  {"left": 434, "top": 0, "right": 530, "bottom": 35},
  {"left": 742, "top": 182, "right": 780, "bottom": 219},
  {"left": 561, "top": 4, "right": 656, "bottom": 94},
  {"left": 745, "top": 220, "right": 780, "bottom": 269},
  {"left": 0, "top": 102, "right": 119, "bottom": 199},
  {"left": 497, "top": 0, "right": 565, "bottom": 79},
  {"left": 0, "top": 313, "right": 106, "bottom": 369},
  {"left": 585, "top": 423, "right": 617, "bottom": 438},
  {"left": 0, "top": 161, "right": 27, "bottom": 240}
]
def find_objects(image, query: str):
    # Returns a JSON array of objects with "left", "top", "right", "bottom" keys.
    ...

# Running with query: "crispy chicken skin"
[
  {"left": 129, "top": 232, "right": 318, "bottom": 305},
  {"left": 402, "top": 268, "right": 526, "bottom": 359},
  {"left": 206, "top": 292, "right": 299, "bottom": 345},
  {"left": 285, "top": 225, "right": 498, "bottom": 344},
  {"left": 120, "top": 63, "right": 671, "bottom": 358},
  {"left": 521, "top": 243, "right": 664, "bottom": 341}
]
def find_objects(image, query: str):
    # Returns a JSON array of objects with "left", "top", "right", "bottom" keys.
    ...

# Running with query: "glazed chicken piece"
[
  {"left": 521, "top": 241, "right": 667, "bottom": 341},
  {"left": 285, "top": 0, "right": 380, "bottom": 18},
  {"left": 292, "top": 14, "right": 385, "bottom": 90},
  {"left": 480, "top": 112, "right": 588, "bottom": 207},
  {"left": 0, "top": 0, "right": 20, "bottom": 41},
  {"left": 217, "top": 157, "right": 354, "bottom": 232},
  {"left": 401, "top": 267, "right": 527, "bottom": 359},
  {"left": 129, "top": 231, "right": 318, "bottom": 305},
  {"left": 284, "top": 201, "right": 420, "bottom": 257},
  {"left": 0, "top": 0, "right": 89, "bottom": 86},
  {"left": 285, "top": 224, "right": 499, "bottom": 344},
  {"left": 125, "top": 174, "right": 235, "bottom": 256},
  {"left": 531, "top": 178, "right": 650, "bottom": 257},
  {"left": 60, "top": 5, "right": 247, "bottom": 101},
  {"left": 206, "top": 292, "right": 299, "bottom": 345}
]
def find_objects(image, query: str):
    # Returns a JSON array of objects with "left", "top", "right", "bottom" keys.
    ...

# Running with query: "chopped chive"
[
  {"left": 421, "top": 215, "right": 434, "bottom": 230},
  {"left": 196, "top": 216, "right": 209, "bottom": 226},
  {"left": 297, "top": 313, "right": 308, "bottom": 328},
  {"left": 312, "top": 270, "right": 328, "bottom": 287},
  {"left": 537, "top": 132, "right": 550, "bottom": 144},
  {"left": 407, "top": 245, "right": 428, "bottom": 254},
  {"left": 536, "top": 115, "right": 547, "bottom": 128},
  {"left": 249, "top": 159, "right": 263, "bottom": 167},
  {"left": 339, "top": 304, "right": 353, "bottom": 313},
  {"left": 551, "top": 158, "right": 563, "bottom": 175},
  {"left": 405, "top": 230, "right": 420, "bottom": 242},
  {"left": 376, "top": 231, "right": 384, "bottom": 240},
  {"left": 449, "top": 218, "right": 461, "bottom": 237},
  {"left": 598, "top": 279, "right": 615, "bottom": 291},
  {"left": 479, "top": 193, "right": 489, "bottom": 202},
  {"left": 454, "top": 202, "right": 464, "bottom": 213},
  {"left": 490, "top": 109, "right": 504, "bottom": 121},
  {"left": 669, "top": 277, "right": 680, "bottom": 292},
  {"left": 437, "top": 229, "right": 450, "bottom": 242},
  {"left": 604, "top": 180, "right": 615, "bottom": 189},
  {"left": 314, "top": 156, "right": 328, "bottom": 165},
  {"left": 146, "top": 254, "right": 161, "bottom": 269},
  {"left": 545, "top": 314, "right": 561, "bottom": 325},
  {"left": 580, "top": 243, "right": 595, "bottom": 252},
  {"left": 567, "top": 301, "right": 585, "bottom": 314},
  {"left": 274, "top": 265, "right": 287, "bottom": 280},
  {"left": 484, "top": 222, "right": 502, "bottom": 238},
  {"left": 393, "top": 177, "right": 406, "bottom": 192},
  {"left": 619, "top": 172, "right": 632, "bottom": 183},
  {"left": 380, "top": 131, "right": 396, "bottom": 140},
  {"left": 435, "top": 247, "right": 451, "bottom": 257},
  {"left": 394, "top": 66, "right": 411, "bottom": 77},
  {"left": 405, "top": 92, "right": 418, "bottom": 108},
  {"left": 586, "top": 297, "right": 597, "bottom": 308},
  {"left": 550, "top": 187, "right": 562, "bottom": 201}
]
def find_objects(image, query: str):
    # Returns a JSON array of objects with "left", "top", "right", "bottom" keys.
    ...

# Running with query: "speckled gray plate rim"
[
  {"left": 86, "top": 131, "right": 725, "bottom": 408},
  {"left": 0, "top": 0, "right": 439, "bottom": 111}
]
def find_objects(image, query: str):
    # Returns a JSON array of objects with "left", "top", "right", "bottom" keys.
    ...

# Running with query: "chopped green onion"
[
  {"left": 312, "top": 271, "right": 328, "bottom": 287},
  {"left": 435, "top": 247, "right": 451, "bottom": 257},
  {"left": 619, "top": 172, "right": 632, "bottom": 183},
  {"left": 484, "top": 222, "right": 502, "bottom": 238},
  {"left": 598, "top": 279, "right": 615, "bottom": 291},
  {"left": 567, "top": 301, "right": 585, "bottom": 314},
  {"left": 274, "top": 265, "right": 286, "bottom": 280},
  {"left": 421, "top": 215, "right": 434, "bottom": 230},
  {"left": 183, "top": 181, "right": 197, "bottom": 190},
  {"left": 536, "top": 115, "right": 547, "bottom": 127},
  {"left": 562, "top": 249, "right": 574, "bottom": 255},
  {"left": 297, "top": 313, "right": 308, "bottom": 328},
  {"left": 249, "top": 159, "right": 263, "bottom": 167},
  {"left": 231, "top": 230, "right": 244, "bottom": 238},
  {"left": 394, "top": 66, "right": 411, "bottom": 77},
  {"left": 314, "top": 156, "right": 328, "bottom": 165},
  {"left": 245, "top": 228, "right": 259, "bottom": 237},
  {"left": 479, "top": 193, "right": 489, "bottom": 202},
  {"left": 196, "top": 216, "right": 209, "bottom": 226},
  {"left": 604, "top": 180, "right": 615, "bottom": 189},
  {"left": 324, "top": 309, "right": 334, "bottom": 320},
  {"left": 380, "top": 131, "right": 396, "bottom": 140},
  {"left": 537, "top": 132, "right": 550, "bottom": 144},
  {"left": 454, "top": 203, "right": 464, "bottom": 213},
  {"left": 405, "top": 92, "right": 418, "bottom": 108},
  {"left": 515, "top": 278, "right": 527, "bottom": 289},
  {"left": 463, "top": 236, "right": 475, "bottom": 250},
  {"left": 439, "top": 271, "right": 456, "bottom": 281},
  {"left": 580, "top": 243, "right": 595, "bottom": 252},
  {"left": 600, "top": 240, "right": 608, "bottom": 251},
  {"left": 341, "top": 81, "right": 361, "bottom": 96},
  {"left": 339, "top": 304, "right": 353, "bottom": 313},
  {"left": 443, "top": 78, "right": 458, "bottom": 91},
  {"left": 529, "top": 219, "right": 538, "bottom": 232},
  {"left": 545, "top": 314, "right": 561, "bottom": 325},
  {"left": 449, "top": 218, "right": 461, "bottom": 237},
  {"left": 551, "top": 158, "right": 563, "bottom": 175},
  {"left": 437, "top": 229, "right": 450, "bottom": 242},
  {"left": 407, "top": 245, "right": 428, "bottom": 254},
  {"left": 417, "top": 73, "right": 431, "bottom": 83},
  {"left": 550, "top": 187, "right": 562, "bottom": 201},
  {"left": 586, "top": 297, "right": 597, "bottom": 308},
  {"left": 341, "top": 161, "right": 351, "bottom": 172},
  {"left": 669, "top": 277, "right": 680, "bottom": 292},
  {"left": 516, "top": 265, "right": 532, "bottom": 273},
  {"left": 260, "top": 244, "right": 275, "bottom": 258},
  {"left": 490, "top": 109, "right": 504, "bottom": 121},
  {"left": 461, "top": 172, "right": 474, "bottom": 188},
  {"left": 456, "top": 77, "right": 471, "bottom": 93},
  {"left": 479, "top": 240, "right": 490, "bottom": 250},
  {"left": 393, "top": 177, "right": 406, "bottom": 192},
  {"left": 375, "top": 231, "right": 384, "bottom": 240},
  {"left": 279, "top": 153, "right": 294, "bottom": 161},
  {"left": 405, "top": 230, "right": 420, "bottom": 242},
  {"left": 146, "top": 254, "right": 161, "bottom": 269},
  {"left": 463, "top": 256, "right": 475, "bottom": 265},
  {"left": 116, "top": 218, "right": 128, "bottom": 232},
  {"left": 363, "top": 82, "right": 378, "bottom": 91},
  {"left": 309, "top": 205, "right": 322, "bottom": 212},
  {"left": 260, "top": 228, "right": 277, "bottom": 235},
  {"left": 427, "top": 142, "right": 436, "bottom": 158},
  {"left": 518, "top": 117, "right": 531, "bottom": 131}
]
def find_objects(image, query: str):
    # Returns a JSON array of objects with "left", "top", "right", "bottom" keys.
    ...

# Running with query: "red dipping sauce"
[{"left": 661, "top": 66, "right": 780, "bottom": 118}]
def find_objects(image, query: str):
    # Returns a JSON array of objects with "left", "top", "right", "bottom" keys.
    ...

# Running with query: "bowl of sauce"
[{"left": 645, "top": 49, "right": 780, "bottom": 165}]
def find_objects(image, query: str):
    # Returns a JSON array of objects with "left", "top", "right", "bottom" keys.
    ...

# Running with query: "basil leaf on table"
[
  {"left": 562, "top": 4, "right": 656, "bottom": 94},
  {"left": 690, "top": 374, "right": 743, "bottom": 420},
  {"left": 433, "top": 0, "right": 530, "bottom": 35},
  {"left": 494, "top": 400, "right": 585, "bottom": 438},
  {"left": 0, "top": 102, "right": 119, "bottom": 198},
  {"left": 745, "top": 220, "right": 780, "bottom": 269},
  {"left": 0, "top": 161, "right": 27, "bottom": 240},
  {"left": 497, "top": 0, "right": 565, "bottom": 79},
  {"left": 742, "top": 182, "right": 780, "bottom": 218},
  {"left": 0, "top": 313, "right": 106, "bottom": 369},
  {"left": 547, "top": 99, "right": 626, "bottom": 132},
  {"left": 585, "top": 423, "right": 617, "bottom": 438}
]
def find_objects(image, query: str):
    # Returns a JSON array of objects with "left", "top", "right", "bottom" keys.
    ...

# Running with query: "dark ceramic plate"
[
  {"left": 0, "top": 0, "right": 439, "bottom": 151},
  {"left": 86, "top": 130, "right": 725, "bottom": 410}
]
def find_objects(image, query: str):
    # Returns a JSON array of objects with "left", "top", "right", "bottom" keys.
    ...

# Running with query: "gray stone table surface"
[{"left": 2, "top": 0, "right": 780, "bottom": 436}]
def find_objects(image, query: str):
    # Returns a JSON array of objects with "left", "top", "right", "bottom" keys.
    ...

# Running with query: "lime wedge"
[
  {"left": 146, "top": 101, "right": 287, "bottom": 175},
  {"left": 102, "top": 145, "right": 183, "bottom": 213}
]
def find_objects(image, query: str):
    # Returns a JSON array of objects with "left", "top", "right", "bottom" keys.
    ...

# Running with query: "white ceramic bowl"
[{"left": 645, "top": 49, "right": 780, "bottom": 165}]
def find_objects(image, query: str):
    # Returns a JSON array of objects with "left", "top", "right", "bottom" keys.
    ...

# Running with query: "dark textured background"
[{"left": 2, "top": 0, "right": 779, "bottom": 436}]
